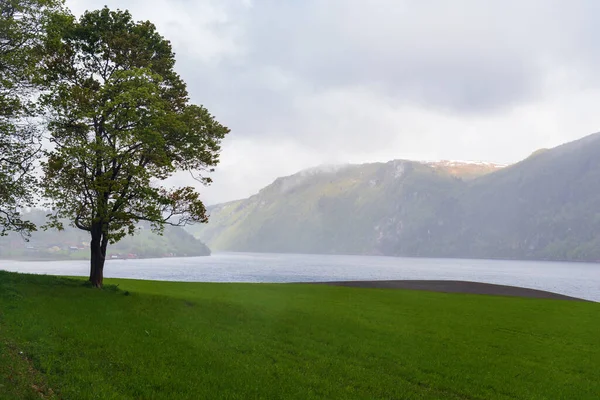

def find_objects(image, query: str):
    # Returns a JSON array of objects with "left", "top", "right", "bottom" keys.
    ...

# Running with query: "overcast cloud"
[{"left": 66, "top": 0, "right": 600, "bottom": 204}]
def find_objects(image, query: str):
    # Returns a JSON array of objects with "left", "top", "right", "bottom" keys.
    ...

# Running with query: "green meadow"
[{"left": 0, "top": 270, "right": 598, "bottom": 399}]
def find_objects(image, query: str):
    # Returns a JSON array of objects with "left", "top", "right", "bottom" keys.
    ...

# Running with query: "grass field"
[{"left": 0, "top": 270, "right": 598, "bottom": 399}]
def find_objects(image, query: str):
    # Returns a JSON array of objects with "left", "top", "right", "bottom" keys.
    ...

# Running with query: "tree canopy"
[
  {"left": 0, "top": 0, "right": 64, "bottom": 235},
  {"left": 41, "top": 7, "right": 229, "bottom": 287}
]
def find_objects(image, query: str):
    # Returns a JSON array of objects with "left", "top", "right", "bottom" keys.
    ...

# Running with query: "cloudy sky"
[{"left": 66, "top": 0, "right": 600, "bottom": 205}]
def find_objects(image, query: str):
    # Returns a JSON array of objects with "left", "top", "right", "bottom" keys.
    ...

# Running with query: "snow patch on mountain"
[{"left": 423, "top": 160, "right": 508, "bottom": 168}]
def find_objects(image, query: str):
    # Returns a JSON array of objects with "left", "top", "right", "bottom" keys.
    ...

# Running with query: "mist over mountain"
[{"left": 189, "top": 133, "right": 600, "bottom": 262}]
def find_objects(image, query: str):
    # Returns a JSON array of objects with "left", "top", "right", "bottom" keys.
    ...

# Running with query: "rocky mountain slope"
[{"left": 190, "top": 133, "right": 600, "bottom": 262}]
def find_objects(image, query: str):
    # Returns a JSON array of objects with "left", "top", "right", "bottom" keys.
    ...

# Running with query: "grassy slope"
[{"left": 0, "top": 271, "right": 598, "bottom": 399}]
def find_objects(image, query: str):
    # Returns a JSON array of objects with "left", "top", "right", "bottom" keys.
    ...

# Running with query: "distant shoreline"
[
  {"left": 211, "top": 251, "right": 600, "bottom": 265},
  {"left": 306, "top": 280, "right": 589, "bottom": 301},
  {"left": 0, "top": 254, "right": 211, "bottom": 262}
]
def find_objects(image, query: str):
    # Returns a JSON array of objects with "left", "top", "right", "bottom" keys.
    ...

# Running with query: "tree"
[
  {"left": 41, "top": 7, "right": 230, "bottom": 287},
  {"left": 0, "top": 0, "right": 63, "bottom": 236}
]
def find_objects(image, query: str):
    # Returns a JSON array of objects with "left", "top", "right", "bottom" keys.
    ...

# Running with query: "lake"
[{"left": 1, "top": 252, "right": 599, "bottom": 301}]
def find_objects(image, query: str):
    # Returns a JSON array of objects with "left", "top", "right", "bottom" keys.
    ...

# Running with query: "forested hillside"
[{"left": 1, "top": 210, "right": 210, "bottom": 260}]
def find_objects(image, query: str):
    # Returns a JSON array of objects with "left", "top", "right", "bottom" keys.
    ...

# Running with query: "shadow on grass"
[{"left": 0, "top": 271, "right": 124, "bottom": 294}]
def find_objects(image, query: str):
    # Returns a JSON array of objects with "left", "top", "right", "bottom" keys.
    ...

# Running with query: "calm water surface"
[{"left": 1, "top": 252, "right": 599, "bottom": 301}]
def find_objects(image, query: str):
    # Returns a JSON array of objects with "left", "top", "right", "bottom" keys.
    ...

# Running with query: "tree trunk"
[{"left": 89, "top": 224, "right": 108, "bottom": 288}]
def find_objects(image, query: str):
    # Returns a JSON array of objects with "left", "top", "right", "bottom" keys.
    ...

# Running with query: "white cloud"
[
  {"left": 66, "top": 0, "right": 248, "bottom": 64},
  {"left": 167, "top": 137, "right": 326, "bottom": 205},
  {"left": 64, "top": 0, "right": 600, "bottom": 205}
]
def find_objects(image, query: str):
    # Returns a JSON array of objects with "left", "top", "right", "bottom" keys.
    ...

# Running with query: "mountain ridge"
[{"left": 190, "top": 133, "right": 600, "bottom": 262}]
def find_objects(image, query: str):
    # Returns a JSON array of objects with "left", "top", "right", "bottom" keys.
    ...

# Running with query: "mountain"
[
  {"left": 1, "top": 209, "right": 211, "bottom": 260},
  {"left": 428, "top": 133, "right": 600, "bottom": 261},
  {"left": 188, "top": 159, "right": 503, "bottom": 256},
  {"left": 190, "top": 132, "right": 600, "bottom": 263}
]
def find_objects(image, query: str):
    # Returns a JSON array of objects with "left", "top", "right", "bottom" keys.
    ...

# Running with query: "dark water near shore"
[{"left": 1, "top": 252, "right": 599, "bottom": 301}]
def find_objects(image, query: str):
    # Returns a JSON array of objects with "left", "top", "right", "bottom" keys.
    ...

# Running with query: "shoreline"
[
  {"left": 0, "top": 266, "right": 592, "bottom": 301},
  {"left": 306, "top": 280, "right": 589, "bottom": 301}
]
